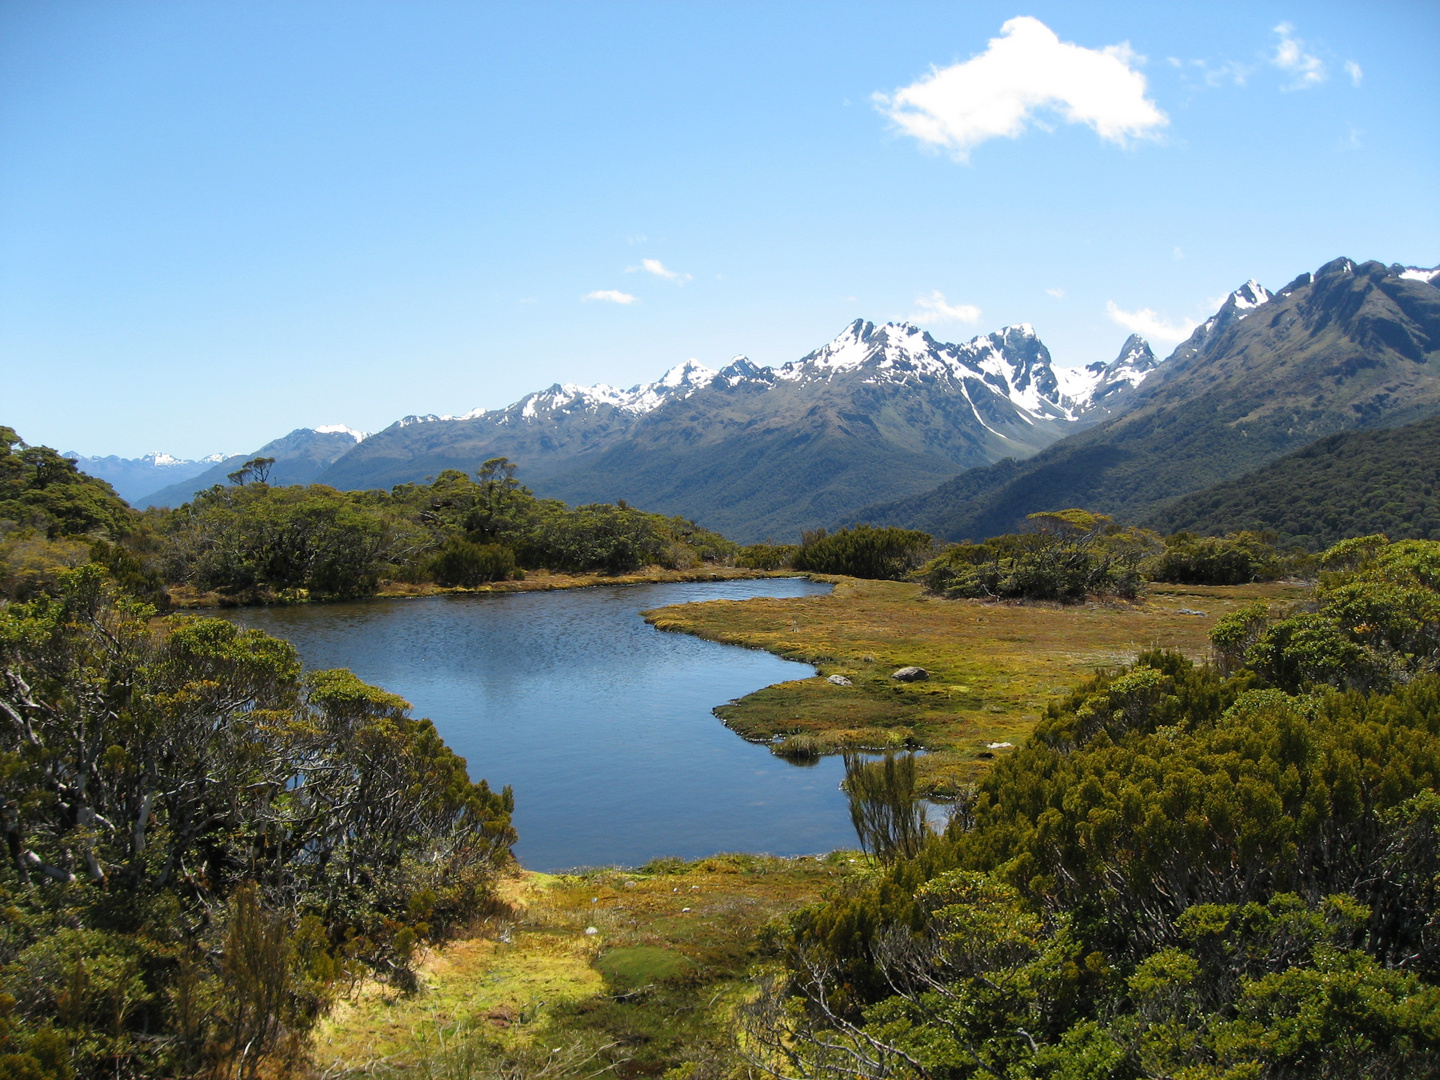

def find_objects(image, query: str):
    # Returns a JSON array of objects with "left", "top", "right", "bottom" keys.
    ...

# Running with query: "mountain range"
[
  {"left": 96, "top": 255, "right": 1438, "bottom": 544},
  {"left": 853, "top": 258, "right": 1440, "bottom": 540},
  {"left": 128, "top": 319, "right": 1160, "bottom": 540}
]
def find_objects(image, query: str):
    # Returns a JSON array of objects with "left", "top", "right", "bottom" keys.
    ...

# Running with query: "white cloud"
[
  {"left": 1344, "top": 60, "right": 1362, "bottom": 87},
  {"left": 1106, "top": 300, "right": 1196, "bottom": 344},
  {"left": 631, "top": 258, "right": 692, "bottom": 283},
  {"left": 912, "top": 291, "right": 982, "bottom": 324},
  {"left": 1046, "top": 287, "right": 1066, "bottom": 299},
  {"left": 582, "top": 290, "right": 637, "bottom": 305},
  {"left": 875, "top": 16, "right": 1168, "bottom": 161},
  {"left": 1272, "top": 23, "right": 1326, "bottom": 90}
]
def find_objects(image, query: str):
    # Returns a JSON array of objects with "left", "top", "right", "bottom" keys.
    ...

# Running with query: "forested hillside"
[
  {"left": 1147, "top": 414, "right": 1440, "bottom": 548},
  {"left": 855, "top": 258, "right": 1440, "bottom": 540}
]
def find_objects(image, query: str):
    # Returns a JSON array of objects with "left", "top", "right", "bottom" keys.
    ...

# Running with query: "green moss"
[{"left": 595, "top": 945, "right": 691, "bottom": 987}]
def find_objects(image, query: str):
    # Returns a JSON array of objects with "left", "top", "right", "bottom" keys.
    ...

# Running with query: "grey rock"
[
  {"left": 891, "top": 666, "right": 929, "bottom": 682},
  {"left": 827, "top": 674, "right": 853, "bottom": 686}
]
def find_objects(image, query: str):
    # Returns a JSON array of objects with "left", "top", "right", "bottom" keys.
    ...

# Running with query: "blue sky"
[{"left": 2, "top": 1, "right": 1437, "bottom": 459}]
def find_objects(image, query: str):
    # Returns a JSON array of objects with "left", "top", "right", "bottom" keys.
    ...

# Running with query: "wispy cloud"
[
  {"left": 1170, "top": 56, "right": 1253, "bottom": 89},
  {"left": 629, "top": 258, "right": 692, "bottom": 283},
  {"left": 582, "top": 290, "right": 637, "bottom": 305},
  {"left": 875, "top": 16, "right": 1168, "bottom": 162},
  {"left": 1272, "top": 23, "right": 1326, "bottom": 90},
  {"left": 1344, "top": 60, "right": 1363, "bottom": 87},
  {"left": 912, "top": 291, "right": 982, "bottom": 324},
  {"left": 1106, "top": 300, "right": 1196, "bottom": 344},
  {"left": 1046, "top": 287, "right": 1065, "bottom": 299}
]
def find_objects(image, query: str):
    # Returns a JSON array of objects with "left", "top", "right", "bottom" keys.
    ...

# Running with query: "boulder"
[
  {"left": 891, "top": 666, "right": 929, "bottom": 682},
  {"left": 827, "top": 674, "right": 853, "bottom": 686}
]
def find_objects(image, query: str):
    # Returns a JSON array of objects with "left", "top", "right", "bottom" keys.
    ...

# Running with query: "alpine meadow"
[{"left": 1, "top": 5, "right": 1438, "bottom": 1080}]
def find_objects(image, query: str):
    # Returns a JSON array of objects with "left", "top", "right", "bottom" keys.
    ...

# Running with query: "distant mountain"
[
  {"left": 140, "top": 426, "right": 369, "bottom": 507},
  {"left": 313, "top": 320, "right": 1155, "bottom": 541},
  {"left": 65, "top": 451, "right": 229, "bottom": 505},
  {"left": 1143, "top": 414, "right": 1440, "bottom": 549},
  {"left": 853, "top": 258, "right": 1440, "bottom": 540}
]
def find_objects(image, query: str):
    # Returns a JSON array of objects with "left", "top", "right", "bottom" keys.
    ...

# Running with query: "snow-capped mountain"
[
  {"left": 314, "top": 317, "right": 1154, "bottom": 539},
  {"left": 138, "top": 426, "right": 371, "bottom": 507},
  {"left": 1058, "top": 335, "right": 1160, "bottom": 417},
  {"left": 853, "top": 257, "right": 1440, "bottom": 542},
  {"left": 66, "top": 450, "right": 227, "bottom": 504},
  {"left": 1163, "top": 279, "right": 1274, "bottom": 372}
]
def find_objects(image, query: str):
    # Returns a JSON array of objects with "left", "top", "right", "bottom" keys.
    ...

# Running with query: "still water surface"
[{"left": 220, "top": 579, "right": 855, "bottom": 870}]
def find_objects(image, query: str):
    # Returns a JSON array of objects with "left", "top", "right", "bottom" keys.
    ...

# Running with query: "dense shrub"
[
  {"left": 0, "top": 572, "right": 515, "bottom": 1076},
  {"left": 918, "top": 509, "right": 1154, "bottom": 602},
  {"left": 792, "top": 525, "right": 933, "bottom": 580},
  {"left": 428, "top": 538, "right": 519, "bottom": 585},
  {"left": 737, "top": 543, "right": 798, "bottom": 570},
  {"left": 1146, "top": 529, "right": 1285, "bottom": 584},
  {"left": 1212, "top": 535, "right": 1440, "bottom": 693}
]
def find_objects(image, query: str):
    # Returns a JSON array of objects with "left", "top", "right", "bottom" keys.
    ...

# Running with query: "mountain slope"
[
  {"left": 140, "top": 426, "right": 368, "bottom": 507},
  {"left": 1143, "top": 415, "right": 1440, "bottom": 549},
  {"left": 853, "top": 259, "right": 1440, "bottom": 540},
  {"left": 314, "top": 320, "right": 1154, "bottom": 541},
  {"left": 66, "top": 451, "right": 225, "bottom": 505}
]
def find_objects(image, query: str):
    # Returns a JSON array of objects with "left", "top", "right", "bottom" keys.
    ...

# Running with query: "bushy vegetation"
[
  {"left": 0, "top": 569, "right": 515, "bottom": 1077},
  {"left": 753, "top": 536, "right": 1440, "bottom": 1079},
  {"left": 1, "top": 428, "right": 740, "bottom": 607},
  {"left": 1144, "top": 529, "right": 1290, "bottom": 585},
  {"left": 917, "top": 509, "right": 1154, "bottom": 602},
  {"left": 793, "top": 525, "right": 934, "bottom": 580},
  {"left": 1146, "top": 414, "right": 1440, "bottom": 550},
  {"left": 160, "top": 457, "right": 737, "bottom": 601}
]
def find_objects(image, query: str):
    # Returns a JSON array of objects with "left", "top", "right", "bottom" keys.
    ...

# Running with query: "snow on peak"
[
  {"left": 145, "top": 452, "right": 187, "bottom": 467},
  {"left": 1400, "top": 265, "right": 1440, "bottom": 285},
  {"left": 311, "top": 424, "right": 369, "bottom": 442},
  {"left": 1229, "top": 280, "right": 1271, "bottom": 311}
]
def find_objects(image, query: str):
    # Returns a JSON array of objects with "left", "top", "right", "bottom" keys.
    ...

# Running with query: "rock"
[
  {"left": 987, "top": 741, "right": 1013, "bottom": 749},
  {"left": 891, "top": 666, "right": 929, "bottom": 682},
  {"left": 827, "top": 674, "right": 853, "bottom": 686},
  {"left": 584, "top": 926, "right": 598, "bottom": 935}
]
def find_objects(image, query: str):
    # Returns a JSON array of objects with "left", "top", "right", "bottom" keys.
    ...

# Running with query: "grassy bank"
[
  {"left": 167, "top": 565, "right": 798, "bottom": 608},
  {"left": 644, "top": 576, "right": 1306, "bottom": 794},
  {"left": 313, "top": 854, "right": 859, "bottom": 1079}
]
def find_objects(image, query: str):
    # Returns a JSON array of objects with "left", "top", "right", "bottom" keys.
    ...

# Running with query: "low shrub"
[{"left": 793, "top": 526, "right": 933, "bottom": 580}]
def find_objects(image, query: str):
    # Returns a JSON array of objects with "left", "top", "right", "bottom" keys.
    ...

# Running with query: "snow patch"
[{"left": 311, "top": 425, "right": 369, "bottom": 442}]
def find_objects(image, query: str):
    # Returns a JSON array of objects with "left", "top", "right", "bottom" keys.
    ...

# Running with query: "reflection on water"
[{"left": 219, "top": 578, "right": 856, "bottom": 871}]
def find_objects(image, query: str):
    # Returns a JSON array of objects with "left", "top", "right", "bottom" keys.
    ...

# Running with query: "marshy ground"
[
  {"left": 644, "top": 576, "right": 1306, "bottom": 794},
  {"left": 313, "top": 854, "right": 859, "bottom": 1079}
]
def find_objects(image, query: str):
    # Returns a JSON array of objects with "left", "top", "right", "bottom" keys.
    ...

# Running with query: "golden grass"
[
  {"left": 313, "top": 854, "right": 858, "bottom": 1077},
  {"left": 645, "top": 577, "right": 1307, "bottom": 793}
]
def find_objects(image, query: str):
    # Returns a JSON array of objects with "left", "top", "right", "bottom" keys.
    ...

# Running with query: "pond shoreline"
[{"left": 169, "top": 565, "right": 808, "bottom": 609}]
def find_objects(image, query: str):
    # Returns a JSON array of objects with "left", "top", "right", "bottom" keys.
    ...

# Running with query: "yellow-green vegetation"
[
  {"left": 313, "top": 853, "right": 859, "bottom": 1078},
  {"left": 645, "top": 576, "right": 1306, "bottom": 793}
]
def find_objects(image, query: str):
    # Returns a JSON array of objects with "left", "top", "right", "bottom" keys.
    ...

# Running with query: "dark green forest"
[{"left": 1146, "top": 415, "right": 1440, "bottom": 550}]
